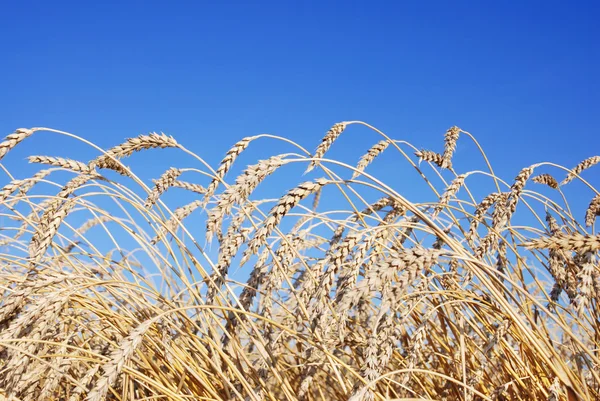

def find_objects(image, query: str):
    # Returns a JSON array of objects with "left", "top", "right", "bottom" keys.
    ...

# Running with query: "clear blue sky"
[{"left": 1, "top": 0, "right": 598, "bottom": 193}]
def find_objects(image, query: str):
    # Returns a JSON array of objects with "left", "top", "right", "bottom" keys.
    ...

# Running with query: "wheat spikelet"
[
  {"left": 399, "top": 323, "right": 427, "bottom": 387},
  {"left": 373, "top": 301, "right": 402, "bottom": 377},
  {"left": 564, "top": 264, "right": 580, "bottom": 305},
  {"left": 241, "top": 178, "right": 328, "bottom": 265},
  {"left": 207, "top": 205, "right": 255, "bottom": 302},
  {"left": 16, "top": 170, "right": 52, "bottom": 198},
  {"left": 348, "top": 333, "right": 378, "bottom": 401},
  {"left": 0, "top": 128, "right": 34, "bottom": 162},
  {"left": 545, "top": 209, "right": 569, "bottom": 305},
  {"left": 28, "top": 201, "right": 63, "bottom": 257},
  {"left": 467, "top": 192, "right": 501, "bottom": 242},
  {"left": 215, "top": 227, "right": 250, "bottom": 281},
  {"left": 476, "top": 231, "right": 501, "bottom": 260},
  {"left": 391, "top": 247, "right": 442, "bottom": 288},
  {"left": 495, "top": 238, "right": 508, "bottom": 279},
  {"left": 352, "top": 140, "right": 390, "bottom": 179},
  {"left": 415, "top": 149, "right": 446, "bottom": 168},
  {"left": 172, "top": 180, "right": 206, "bottom": 194},
  {"left": 341, "top": 247, "right": 441, "bottom": 324},
  {"left": 260, "top": 237, "right": 307, "bottom": 342},
  {"left": 562, "top": 155, "right": 600, "bottom": 185},
  {"left": 29, "top": 199, "right": 77, "bottom": 265},
  {"left": 491, "top": 193, "right": 510, "bottom": 230},
  {"left": 0, "top": 273, "right": 69, "bottom": 327},
  {"left": 38, "top": 333, "right": 74, "bottom": 400},
  {"left": 532, "top": 173, "right": 559, "bottom": 189},
  {"left": 27, "top": 173, "right": 95, "bottom": 261},
  {"left": 102, "top": 132, "right": 178, "bottom": 159},
  {"left": 433, "top": 227, "right": 451, "bottom": 250},
  {"left": 507, "top": 166, "right": 534, "bottom": 214},
  {"left": 329, "top": 196, "right": 396, "bottom": 245},
  {"left": 312, "top": 187, "right": 321, "bottom": 211},
  {"left": 58, "top": 173, "right": 101, "bottom": 199},
  {"left": 585, "top": 194, "right": 600, "bottom": 227},
  {"left": 75, "top": 215, "right": 114, "bottom": 237},
  {"left": 145, "top": 167, "right": 182, "bottom": 208},
  {"left": 206, "top": 156, "right": 283, "bottom": 242},
  {"left": 204, "top": 136, "right": 256, "bottom": 201},
  {"left": 0, "top": 290, "right": 71, "bottom": 394},
  {"left": 237, "top": 247, "right": 271, "bottom": 311},
  {"left": 546, "top": 210, "right": 561, "bottom": 235},
  {"left": 306, "top": 122, "right": 347, "bottom": 172},
  {"left": 359, "top": 196, "right": 396, "bottom": 217},
  {"left": 575, "top": 252, "right": 596, "bottom": 315},
  {"left": 86, "top": 319, "right": 155, "bottom": 401},
  {"left": 93, "top": 156, "right": 130, "bottom": 176},
  {"left": 334, "top": 235, "right": 381, "bottom": 338},
  {"left": 442, "top": 126, "right": 460, "bottom": 169},
  {"left": 1, "top": 179, "right": 26, "bottom": 202},
  {"left": 26, "top": 174, "right": 98, "bottom": 259},
  {"left": 522, "top": 232, "right": 600, "bottom": 253},
  {"left": 91, "top": 132, "right": 178, "bottom": 174},
  {"left": 549, "top": 282, "right": 563, "bottom": 305},
  {"left": 367, "top": 206, "right": 406, "bottom": 266},
  {"left": 28, "top": 155, "right": 91, "bottom": 173},
  {"left": 310, "top": 231, "right": 363, "bottom": 320},
  {"left": 434, "top": 174, "right": 466, "bottom": 216}
]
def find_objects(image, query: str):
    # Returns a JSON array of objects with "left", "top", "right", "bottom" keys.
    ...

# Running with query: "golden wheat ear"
[
  {"left": 306, "top": 122, "right": 347, "bottom": 173},
  {"left": 0, "top": 128, "right": 34, "bottom": 161}
]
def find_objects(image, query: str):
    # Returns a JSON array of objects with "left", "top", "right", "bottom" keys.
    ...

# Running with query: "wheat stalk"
[{"left": 151, "top": 199, "right": 203, "bottom": 244}]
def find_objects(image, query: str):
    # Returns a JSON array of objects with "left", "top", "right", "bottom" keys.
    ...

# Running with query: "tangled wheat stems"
[{"left": 0, "top": 122, "right": 599, "bottom": 401}]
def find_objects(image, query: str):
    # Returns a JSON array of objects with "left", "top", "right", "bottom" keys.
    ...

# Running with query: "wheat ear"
[
  {"left": 562, "top": 155, "right": 600, "bottom": 185},
  {"left": 0, "top": 128, "right": 34, "bottom": 161},
  {"left": 306, "top": 122, "right": 347, "bottom": 172},
  {"left": 532, "top": 173, "right": 559, "bottom": 189}
]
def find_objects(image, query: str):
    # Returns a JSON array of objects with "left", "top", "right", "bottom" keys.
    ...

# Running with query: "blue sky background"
[
  {"left": 1, "top": 1, "right": 598, "bottom": 168},
  {"left": 1, "top": 1, "right": 599, "bottom": 266}
]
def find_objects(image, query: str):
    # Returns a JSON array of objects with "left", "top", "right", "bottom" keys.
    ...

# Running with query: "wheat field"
[{"left": 0, "top": 122, "right": 598, "bottom": 400}]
